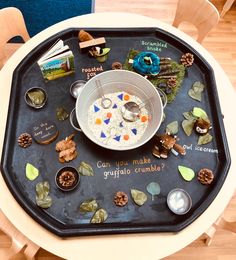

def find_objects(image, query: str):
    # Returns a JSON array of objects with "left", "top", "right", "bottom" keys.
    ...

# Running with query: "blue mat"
[{"left": 0, "top": 0, "right": 95, "bottom": 36}]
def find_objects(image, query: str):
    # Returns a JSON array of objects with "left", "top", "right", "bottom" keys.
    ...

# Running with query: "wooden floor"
[
  {"left": 1, "top": 1, "right": 236, "bottom": 259},
  {"left": 96, "top": 0, "right": 236, "bottom": 90}
]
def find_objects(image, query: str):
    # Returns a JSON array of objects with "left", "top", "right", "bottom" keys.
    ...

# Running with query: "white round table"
[{"left": 0, "top": 13, "right": 236, "bottom": 260}]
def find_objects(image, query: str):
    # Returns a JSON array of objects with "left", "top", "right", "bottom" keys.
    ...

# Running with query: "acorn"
[{"left": 194, "top": 118, "right": 211, "bottom": 135}]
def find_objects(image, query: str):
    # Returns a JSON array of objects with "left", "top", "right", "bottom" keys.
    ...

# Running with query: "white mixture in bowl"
[{"left": 87, "top": 91, "right": 149, "bottom": 147}]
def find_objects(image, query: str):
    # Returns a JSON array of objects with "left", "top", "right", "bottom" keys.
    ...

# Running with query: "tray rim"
[{"left": 0, "top": 27, "right": 231, "bottom": 237}]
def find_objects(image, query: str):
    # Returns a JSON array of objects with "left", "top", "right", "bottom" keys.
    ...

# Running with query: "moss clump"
[{"left": 123, "top": 49, "right": 185, "bottom": 103}]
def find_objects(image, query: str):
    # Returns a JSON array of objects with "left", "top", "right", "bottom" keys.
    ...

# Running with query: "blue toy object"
[{"left": 132, "top": 51, "right": 160, "bottom": 76}]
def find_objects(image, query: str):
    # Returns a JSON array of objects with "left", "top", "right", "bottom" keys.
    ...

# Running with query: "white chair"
[
  {"left": 0, "top": 210, "right": 40, "bottom": 259},
  {"left": 0, "top": 7, "right": 30, "bottom": 69},
  {"left": 172, "top": 0, "right": 220, "bottom": 43}
]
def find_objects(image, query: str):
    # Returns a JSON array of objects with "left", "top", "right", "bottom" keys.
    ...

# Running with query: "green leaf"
[
  {"left": 161, "top": 112, "right": 166, "bottom": 123},
  {"left": 36, "top": 196, "right": 52, "bottom": 209},
  {"left": 192, "top": 107, "right": 208, "bottom": 119},
  {"left": 35, "top": 181, "right": 52, "bottom": 209},
  {"left": 96, "top": 54, "right": 108, "bottom": 63},
  {"left": 36, "top": 181, "right": 50, "bottom": 199},
  {"left": 182, "top": 119, "right": 195, "bottom": 136},
  {"left": 96, "top": 48, "right": 110, "bottom": 62},
  {"left": 183, "top": 111, "right": 195, "bottom": 120},
  {"left": 166, "top": 121, "right": 178, "bottom": 135},
  {"left": 79, "top": 199, "right": 98, "bottom": 213},
  {"left": 97, "top": 48, "right": 111, "bottom": 56},
  {"left": 78, "top": 161, "right": 94, "bottom": 176},
  {"left": 131, "top": 189, "right": 147, "bottom": 206},
  {"left": 188, "top": 81, "right": 205, "bottom": 102},
  {"left": 146, "top": 182, "right": 161, "bottom": 201},
  {"left": 26, "top": 163, "right": 39, "bottom": 181},
  {"left": 90, "top": 208, "right": 108, "bottom": 223},
  {"left": 56, "top": 107, "right": 69, "bottom": 121},
  {"left": 178, "top": 165, "right": 195, "bottom": 181},
  {"left": 198, "top": 133, "right": 213, "bottom": 145},
  {"left": 27, "top": 90, "right": 45, "bottom": 105},
  {"left": 193, "top": 81, "right": 205, "bottom": 92}
]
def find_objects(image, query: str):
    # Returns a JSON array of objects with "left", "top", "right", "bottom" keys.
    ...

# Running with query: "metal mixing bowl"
[{"left": 74, "top": 70, "right": 163, "bottom": 151}]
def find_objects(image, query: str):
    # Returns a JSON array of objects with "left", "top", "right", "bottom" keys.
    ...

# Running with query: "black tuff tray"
[{"left": 1, "top": 28, "right": 231, "bottom": 237}]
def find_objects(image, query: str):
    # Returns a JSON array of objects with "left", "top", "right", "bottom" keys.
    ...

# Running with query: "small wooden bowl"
[{"left": 55, "top": 166, "right": 80, "bottom": 192}]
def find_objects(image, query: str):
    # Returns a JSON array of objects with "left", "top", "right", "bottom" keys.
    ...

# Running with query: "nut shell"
[{"left": 112, "top": 61, "right": 123, "bottom": 70}]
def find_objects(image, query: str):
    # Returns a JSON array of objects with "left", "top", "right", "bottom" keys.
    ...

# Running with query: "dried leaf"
[
  {"left": 183, "top": 111, "right": 195, "bottom": 120},
  {"left": 79, "top": 199, "right": 98, "bottom": 213},
  {"left": 146, "top": 182, "right": 161, "bottom": 201},
  {"left": 192, "top": 107, "right": 208, "bottom": 120},
  {"left": 36, "top": 181, "right": 50, "bottom": 199},
  {"left": 188, "top": 81, "right": 205, "bottom": 101},
  {"left": 26, "top": 163, "right": 39, "bottom": 181},
  {"left": 178, "top": 165, "right": 195, "bottom": 181},
  {"left": 78, "top": 161, "right": 94, "bottom": 176},
  {"left": 36, "top": 181, "right": 52, "bottom": 209},
  {"left": 166, "top": 121, "right": 178, "bottom": 135},
  {"left": 182, "top": 119, "right": 195, "bottom": 136},
  {"left": 56, "top": 107, "right": 69, "bottom": 121},
  {"left": 198, "top": 133, "right": 213, "bottom": 145},
  {"left": 36, "top": 196, "right": 52, "bottom": 208},
  {"left": 90, "top": 208, "right": 108, "bottom": 223},
  {"left": 131, "top": 189, "right": 147, "bottom": 206},
  {"left": 193, "top": 81, "right": 205, "bottom": 92},
  {"left": 27, "top": 90, "right": 45, "bottom": 105}
]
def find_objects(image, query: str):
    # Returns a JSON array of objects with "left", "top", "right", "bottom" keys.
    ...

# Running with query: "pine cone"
[
  {"left": 180, "top": 53, "right": 194, "bottom": 67},
  {"left": 197, "top": 168, "right": 214, "bottom": 185},
  {"left": 112, "top": 61, "right": 123, "bottom": 70},
  {"left": 166, "top": 77, "right": 177, "bottom": 88},
  {"left": 58, "top": 170, "right": 76, "bottom": 188},
  {"left": 18, "top": 133, "right": 32, "bottom": 148},
  {"left": 114, "top": 191, "right": 128, "bottom": 206}
]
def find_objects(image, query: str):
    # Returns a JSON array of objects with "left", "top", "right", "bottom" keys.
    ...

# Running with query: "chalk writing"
[
  {"left": 183, "top": 144, "right": 218, "bottom": 154},
  {"left": 134, "top": 164, "right": 161, "bottom": 173},
  {"left": 81, "top": 65, "right": 104, "bottom": 80},
  {"left": 104, "top": 168, "right": 131, "bottom": 179},
  {"left": 116, "top": 160, "right": 129, "bottom": 167},
  {"left": 141, "top": 40, "right": 168, "bottom": 52},
  {"left": 132, "top": 156, "right": 151, "bottom": 165},
  {"left": 195, "top": 146, "right": 218, "bottom": 153},
  {"left": 97, "top": 155, "right": 165, "bottom": 180},
  {"left": 97, "top": 161, "right": 111, "bottom": 168}
]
